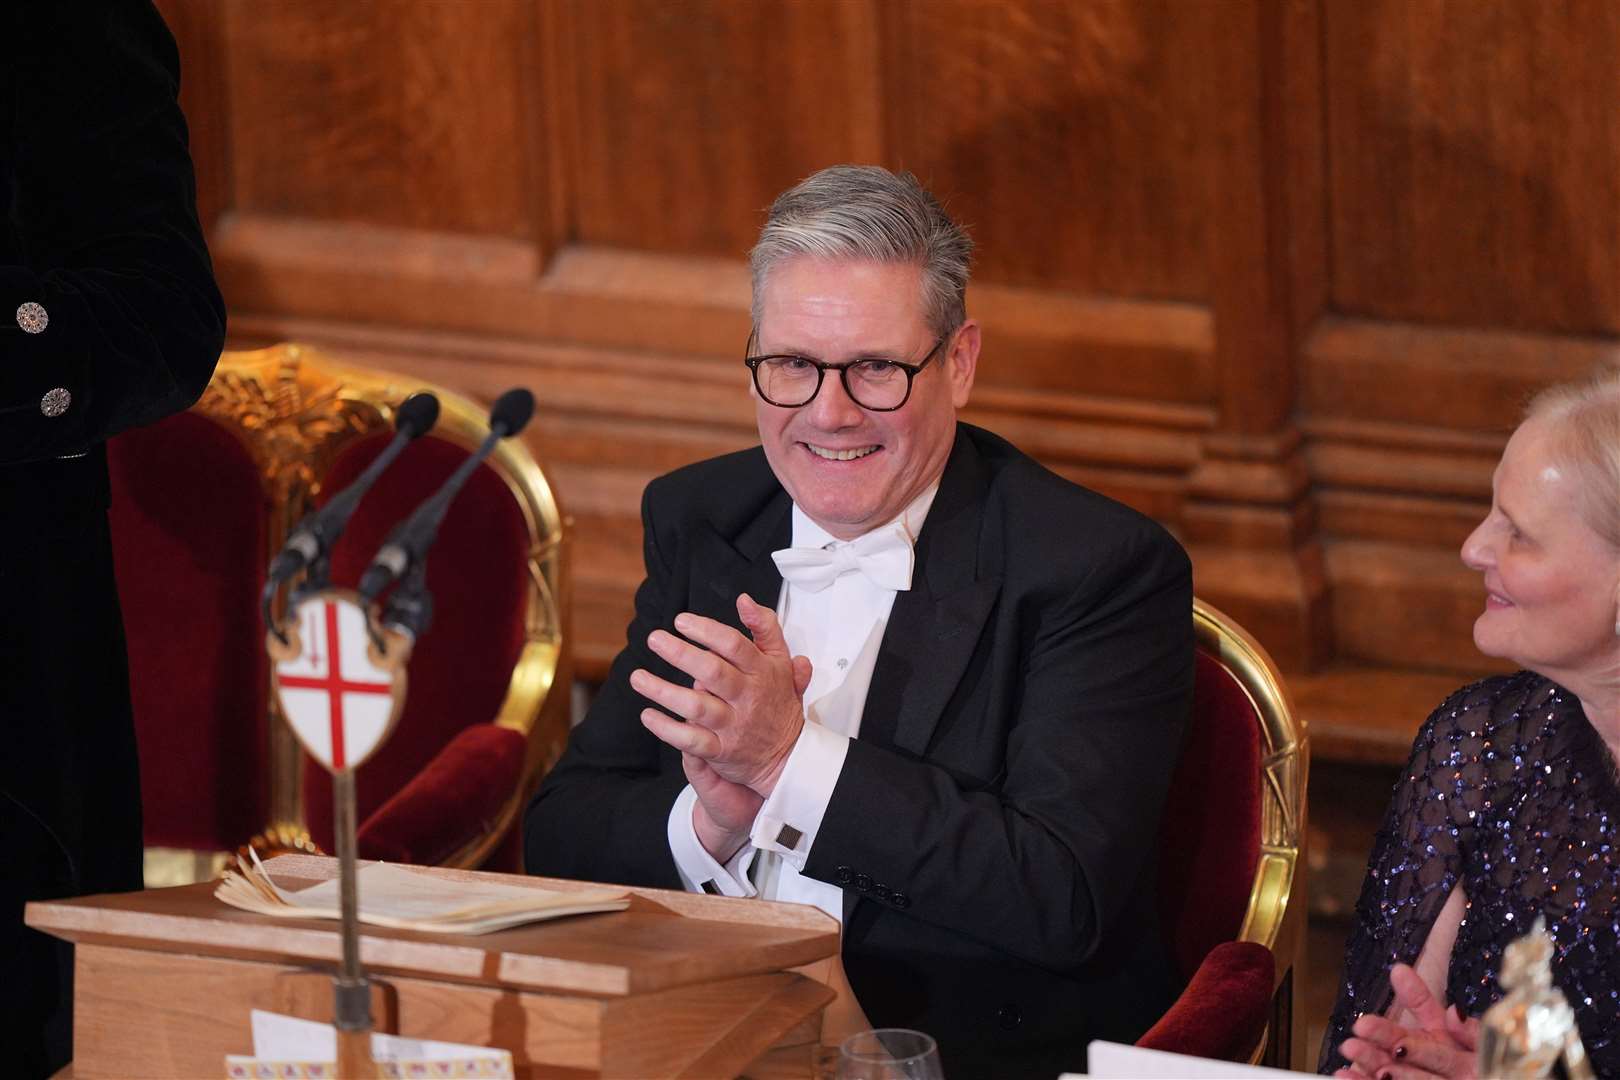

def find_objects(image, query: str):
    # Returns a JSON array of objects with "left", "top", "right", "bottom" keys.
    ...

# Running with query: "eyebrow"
[{"left": 761, "top": 342, "right": 916, "bottom": 363}]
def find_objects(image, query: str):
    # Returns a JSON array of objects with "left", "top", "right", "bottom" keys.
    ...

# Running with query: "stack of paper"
[{"left": 215, "top": 850, "right": 628, "bottom": 935}]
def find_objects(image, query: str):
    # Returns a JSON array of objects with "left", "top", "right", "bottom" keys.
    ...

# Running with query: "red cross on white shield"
[{"left": 273, "top": 591, "right": 404, "bottom": 773}]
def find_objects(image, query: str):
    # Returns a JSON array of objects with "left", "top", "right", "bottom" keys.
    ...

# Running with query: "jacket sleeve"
[
  {"left": 522, "top": 479, "right": 690, "bottom": 888},
  {"left": 804, "top": 519, "right": 1194, "bottom": 972},
  {"left": 0, "top": 0, "right": 225, "bottom": 465}
]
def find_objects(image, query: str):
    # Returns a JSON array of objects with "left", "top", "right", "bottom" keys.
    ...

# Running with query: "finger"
[
  {"left": 1445, "top": 1006, "right": 1479, "bottom": 1052},
  {"left": 1388, "top": 964, "right": 1450, "bottom": 1034},
  {"left": 657, "top": 615, "right": 751, "bottom": 683},
  {"left": 1351, "top": 1013, "right": 1410, "bottom": 1050},
  {"left": 640, "top": 708, "right": 721, "bottom": 757},
  {"left": 629, "top": 668, "right": 726, "bottom": 726},
  {"left": 1388, "top": 1032, "right": 1466, "bottom": 1077},
  {"left": 791, "top": 655, "right": 813, "bottom": 696},
  {"left": 736, "top": 593, "right": 792, "bottom": 658},
  {"left": 1339, "top": 1037, "right": 1395, "bottom": 1075}
]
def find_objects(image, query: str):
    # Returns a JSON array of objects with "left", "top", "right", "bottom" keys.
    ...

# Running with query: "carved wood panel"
[{"left": 143, "top": 0, "right": 1620, "bottom": 767}]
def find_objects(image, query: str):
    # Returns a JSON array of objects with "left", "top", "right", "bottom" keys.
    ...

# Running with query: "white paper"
[{"left": 1077, "top": 1041, "right": 1318, "bottom": 1079}]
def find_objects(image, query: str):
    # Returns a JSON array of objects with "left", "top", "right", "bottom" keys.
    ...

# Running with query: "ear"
[{"left": 946, "top": 319, "right": 980, "bottom": 409}]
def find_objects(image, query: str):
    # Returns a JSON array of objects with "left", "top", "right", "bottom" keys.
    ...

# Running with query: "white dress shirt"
[{"left": 665, "top": 482, "right": 938, "bottom": 920}]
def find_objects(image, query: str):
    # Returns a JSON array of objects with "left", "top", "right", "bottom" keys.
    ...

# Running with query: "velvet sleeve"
[
  {"left": 0, "top": 0, "right": 225, "bottom": 464},
  {"left": 1317, "top": 686, "right": 1496, "bottom": 1073}
]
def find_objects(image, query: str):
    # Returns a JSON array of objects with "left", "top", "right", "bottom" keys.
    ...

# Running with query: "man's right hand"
[{"left": 682, "top": 660, "right": 813, "bottom": 863}]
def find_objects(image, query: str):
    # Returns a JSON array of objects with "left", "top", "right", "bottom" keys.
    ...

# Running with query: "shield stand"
[{"left": 268, "top": 588, "right": 408, "bottom": 1079}]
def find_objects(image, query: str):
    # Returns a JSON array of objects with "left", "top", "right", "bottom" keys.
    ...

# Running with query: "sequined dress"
[{"left": 1320, "top": 671, "right": 1620, "bottom": 1076}]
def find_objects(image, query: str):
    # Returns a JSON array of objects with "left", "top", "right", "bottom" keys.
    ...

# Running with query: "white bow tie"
[{"left": 772, "top": 524, "right": 915, "bottom": 593}]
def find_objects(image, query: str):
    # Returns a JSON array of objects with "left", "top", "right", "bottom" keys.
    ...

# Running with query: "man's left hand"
[{"left": 632, "top": 593, "right": 809, "bottom": 797}]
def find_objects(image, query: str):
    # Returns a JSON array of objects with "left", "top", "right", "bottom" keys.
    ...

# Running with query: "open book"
[{"left": 215, "top": 850, "right": 629, "bottom": 935}]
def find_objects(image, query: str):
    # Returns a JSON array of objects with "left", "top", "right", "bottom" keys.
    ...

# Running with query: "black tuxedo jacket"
[{"left": 526, "top": 423, "right": 1192, "bottom": 1078}]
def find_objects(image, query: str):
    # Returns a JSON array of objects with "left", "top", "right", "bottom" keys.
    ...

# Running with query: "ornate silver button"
[
  {"left": 16, "top": 301, "right": 48, "bottom": 334},
  {"left": 40, "top": 388, "right": 71, "bottom": 417}
]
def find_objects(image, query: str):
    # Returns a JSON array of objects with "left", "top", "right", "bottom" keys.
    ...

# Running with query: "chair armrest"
[
  {"left": 1135, "top": 940, "right": 1275, "bottom": 1063},
  {"left": 357, "top": 724, "right": 526, "bottom": 866}
]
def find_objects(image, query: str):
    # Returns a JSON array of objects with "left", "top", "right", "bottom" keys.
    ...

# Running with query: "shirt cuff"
[
  {"left": 666, "top": 785, "right": 758, "bottom": 898},
  {"left": 750, "top": 721, "right": 850, "bottom": 871}
]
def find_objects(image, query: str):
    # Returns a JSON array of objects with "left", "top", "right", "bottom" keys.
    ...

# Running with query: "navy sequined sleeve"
[{"left": 1320, "top": 672, "right": 1620, "bottom": 1075}]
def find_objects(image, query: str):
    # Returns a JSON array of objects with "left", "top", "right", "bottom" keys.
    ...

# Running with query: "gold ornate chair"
[
  {"left": 1135, "top": 598, "right": 1309, "bottom": 1069},
  {"left": 108, "top": 343, "right": 569, "bottom": 875}
]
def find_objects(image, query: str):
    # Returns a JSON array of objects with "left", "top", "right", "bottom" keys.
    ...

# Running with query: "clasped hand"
[
  {"left": 1335, "top": 964, "right": 1480, "bottom": 1080},
  {"left": 631, "top": 594, "right": 811, "bottom": 858}
]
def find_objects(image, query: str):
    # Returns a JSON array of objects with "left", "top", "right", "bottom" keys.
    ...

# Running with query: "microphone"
[
  {"left": 261, "top": 392, "right": 439, "bottom": 640},
  {"left": 356, "top": 388, "right": 534, "bottom": 627}
]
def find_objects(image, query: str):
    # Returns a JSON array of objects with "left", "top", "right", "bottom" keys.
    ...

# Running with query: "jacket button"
[
  {"left": 891, "top": 892, "right": 910, "bottom": 909},
  {"left": 853, "top": 873, "right": 872, "bottom": 892},
  {"left": 40, "top": 388, "right": 71, "bottom": 417},
  {"left": 16, "top": 301, "right": 47, "bottom": 333},
  {"left": 997, "top": 1003, "right": 1022, "bottom": 1030},
  {"left": 873, "top": 883, "right": 891, "bottom": 901},
  {"left": 834, "top": 865, "right": 852, "bottom": 885}
]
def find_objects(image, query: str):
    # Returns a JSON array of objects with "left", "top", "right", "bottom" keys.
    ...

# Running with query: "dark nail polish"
[{"left": 1393, "top": 1045, "right": 1408, "bottom": 1060}]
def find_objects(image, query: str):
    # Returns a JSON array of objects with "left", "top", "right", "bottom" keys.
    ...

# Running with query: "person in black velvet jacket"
[
  {"left": 525, "top": 165, "right": 1192, "bottom": 1078},
  {"left": 1, "top": 3, "right": 225, "bottom": 1074}
]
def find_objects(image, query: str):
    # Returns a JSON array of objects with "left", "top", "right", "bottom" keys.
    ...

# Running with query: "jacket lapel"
[
  {"left": 862, "top": 430, "right": 1002, "bottom": 759},
  {"left": 689, "top": 493, "right": 792, "bottom": 634}
]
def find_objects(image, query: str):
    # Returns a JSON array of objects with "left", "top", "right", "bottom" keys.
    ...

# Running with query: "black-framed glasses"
[{"left": 744, "top": 329, "right": 952, "bottom": 411}]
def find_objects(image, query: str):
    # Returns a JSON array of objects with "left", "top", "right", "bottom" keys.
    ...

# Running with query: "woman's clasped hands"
[{"left": 1334, "top": 964, "right": 1481, "bottom": 1080}]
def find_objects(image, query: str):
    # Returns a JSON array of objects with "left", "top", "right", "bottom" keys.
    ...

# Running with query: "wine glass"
[{"left": 836, "top": 1028, "right": 944, "bottom": 1080}]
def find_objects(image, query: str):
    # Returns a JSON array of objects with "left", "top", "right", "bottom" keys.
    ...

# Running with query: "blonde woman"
[{"left": 1324, "top": 370, "right": 1620, "bottom": 1079}]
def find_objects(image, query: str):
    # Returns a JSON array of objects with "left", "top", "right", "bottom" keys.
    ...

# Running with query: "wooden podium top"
[{"left": 26, "top": 854, "right": 839, "bottom": 997}]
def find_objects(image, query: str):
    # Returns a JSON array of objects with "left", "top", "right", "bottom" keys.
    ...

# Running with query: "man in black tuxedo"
[
  {"left": 1, "top": 3, "right": 225, "bottom": 1075},
  {"left": 525, "top": 165, "right": 1190, "bottom": 1078}
]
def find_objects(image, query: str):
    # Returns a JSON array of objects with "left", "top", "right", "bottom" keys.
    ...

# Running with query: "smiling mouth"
[{"left": 805, "top": 443, "right": 879, "bottom": 461}]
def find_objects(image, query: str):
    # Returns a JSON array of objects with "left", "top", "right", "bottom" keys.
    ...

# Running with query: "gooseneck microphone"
[
  {"left": 260, "top": 392, "right": 440, "bottom": 642},
  {"left": 356, "top": 388, "right": 534, "bottom": 636}
]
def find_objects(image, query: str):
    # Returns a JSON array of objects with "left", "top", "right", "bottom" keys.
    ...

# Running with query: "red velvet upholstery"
[
  {"left": 356, "top": 723, "right": 526, "bottom": 866},
  {"left": 304, "top": 433, "right": 531, "bottom": 858},
  {"left": 1136, "top": 941, "right": 1274, "bottom": 1062},
  {"left": 108, "top": 414, "right": 270, "bottom": 851},
  {"left": 1157, "top": 650, "right": 1265, "bottom": 981},
  {"left": 1134, "top": 643, "right": 1272, "bottom": 1062}
]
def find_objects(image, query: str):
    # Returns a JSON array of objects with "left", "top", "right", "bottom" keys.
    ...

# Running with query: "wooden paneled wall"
[{"left": 151, "top": 0, "right": 1620, "bottom": 765}]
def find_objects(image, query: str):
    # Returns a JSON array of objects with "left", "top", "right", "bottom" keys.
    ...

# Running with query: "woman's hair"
[
  {"left": 749, "top": 165, "right": 973, "bottom": 339},
  {"left": 1525, "top": 365, "right": 1620, "bottom": 548}
]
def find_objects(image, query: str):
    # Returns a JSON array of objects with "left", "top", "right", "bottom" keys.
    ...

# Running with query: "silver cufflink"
[
  {"left": 16, "top": 301, "right": 47, "bottom": 334},
  {"left": 40, "top": 388, "right": 71, "bottom": 417}
]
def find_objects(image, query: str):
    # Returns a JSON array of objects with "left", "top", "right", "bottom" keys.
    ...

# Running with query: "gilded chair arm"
[
  {"left": 1135, "top": 940, "right": 1275, "bottom": 1063},
  {"left": 357, "top": 724, "right": 526, "bottom": 867}
]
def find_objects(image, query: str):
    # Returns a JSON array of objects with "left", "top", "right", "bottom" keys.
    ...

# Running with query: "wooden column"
[{"left": 1185, "top": 0, "right": 1331, "bottom": 671}]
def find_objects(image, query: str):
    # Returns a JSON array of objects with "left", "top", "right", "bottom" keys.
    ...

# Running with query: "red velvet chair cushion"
[
  {"left": 303, "top": 433, "right": 530, "bottom": 858},
  {"left": 108, "top": 414, "right": 270, "bottom": 851},
  {"left": 356, "top": 723, "right": 525, "bottom": 866},
  {"left": 1135, "top": 940, "right": 1274, "bottom": 1061},
  {"left": 1157, "top": 650, "right": 1265, "bottom": 980}
]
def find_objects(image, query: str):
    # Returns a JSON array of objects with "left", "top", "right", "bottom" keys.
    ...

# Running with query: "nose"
[
  {"left": 803, "top": 368, "right": 865, "bottom": 429},
  {"left": 1460, "top": 516, "right": 1493, "bottom": 572}
]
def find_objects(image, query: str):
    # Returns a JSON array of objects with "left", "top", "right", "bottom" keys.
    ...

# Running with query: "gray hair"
[
  {"left": 749, "top": 165, "right": 973, "bottom": 338},
  {"left": 1525, "top": 364, "right": 1620, "bottom": 548}
]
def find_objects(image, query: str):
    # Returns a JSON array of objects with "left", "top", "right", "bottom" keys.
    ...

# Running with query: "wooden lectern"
[{"left": 26, "top": 855, "right": 839, "bottom": 1079}]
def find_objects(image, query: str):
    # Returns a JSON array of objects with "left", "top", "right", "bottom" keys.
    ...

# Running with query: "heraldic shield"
[{"left": 273, "top": 590, "right": 406, "bottom": 773}]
